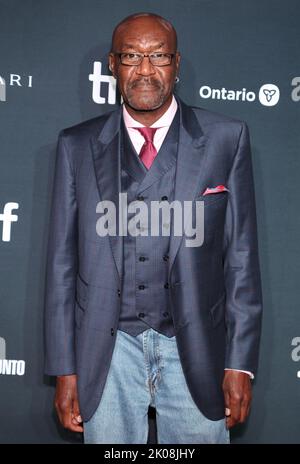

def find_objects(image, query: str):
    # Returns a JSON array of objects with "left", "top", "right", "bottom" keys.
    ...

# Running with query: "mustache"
[{"left": 128, "top": 78, "right": 163, "bottom": 89}]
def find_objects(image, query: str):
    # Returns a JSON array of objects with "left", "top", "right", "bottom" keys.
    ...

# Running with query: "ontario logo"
[
  {"left": 0, "top": 336, "right": 26, "bottom": 376},
  {"left": 199, "top": 83, "right": 280, "bottom": 106}
]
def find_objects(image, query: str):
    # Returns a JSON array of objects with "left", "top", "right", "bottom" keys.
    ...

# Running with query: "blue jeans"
[{"left": 83, "top": 328, "right": 230, "bottom": 444}]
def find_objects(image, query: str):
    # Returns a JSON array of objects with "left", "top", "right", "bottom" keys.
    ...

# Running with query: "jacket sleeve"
[
  {"left": 44, "top": 131, "right": 78, "bottom": 376},
  {"left": 223, "top": 122, "right": 263, "bottom": 375}
]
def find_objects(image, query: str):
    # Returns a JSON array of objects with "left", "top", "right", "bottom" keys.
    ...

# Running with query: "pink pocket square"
[{"left": 202, "top": 185, "right": 229, "bottom": 196}]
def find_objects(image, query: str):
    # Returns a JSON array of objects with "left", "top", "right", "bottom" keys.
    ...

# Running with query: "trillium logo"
[{"left": 258, "top": 84, "right": 280, "bottom": 106}]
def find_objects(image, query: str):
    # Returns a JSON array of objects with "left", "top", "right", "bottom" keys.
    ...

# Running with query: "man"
[{"left": 44, "top": 12, "right": 263, "bottom": 444}]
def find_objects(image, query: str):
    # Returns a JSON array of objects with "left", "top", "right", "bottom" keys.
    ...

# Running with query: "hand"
[
  {"left": 54, "top": 374, "right": 83, "bottom": 432},
  {"left": 222, "top": 370, "right": 252, "bottom": 429}
]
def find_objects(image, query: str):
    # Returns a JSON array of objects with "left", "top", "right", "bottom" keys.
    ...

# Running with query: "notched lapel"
[
  {"left": 88, "top": 101, "right": 209, "bottom": 283},
  {"left": 168, "top": 100, "right": 209, "bottom": 279},
  {"left": 90, "top": 108, "right": 123, "bottom": 281}
]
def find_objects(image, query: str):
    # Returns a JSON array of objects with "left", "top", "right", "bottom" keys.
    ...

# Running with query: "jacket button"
[
  {"left": 137, "top": 195, "right": 144, "bottom": 201},
  {"left": 138, "top": 285, "right": 145, "bottom": 290},
  {"left": 161, "top": 196, "right": 168, "bottom": 201},
  {"left": 164, "top": 283, "right": 169, "bottom": 289},
  {"left": 138, "top": 312, "right": 145, "bottom": 318},
  {"left": 163, "top": 255, "right": 169, "bottom": 261},
  {"left": 139, "top": 256, "right": 146, "bottom": 262},
  {"left": 111, "top": 328, "right": 114, "bottom": 336},
  {"left": 163, "top": 312, "right": 169, "bottom": 317}
]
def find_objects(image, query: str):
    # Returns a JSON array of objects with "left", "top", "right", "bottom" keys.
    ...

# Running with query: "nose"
[{"left": 136, "top": 55, "right": 156, "bottom": 76}]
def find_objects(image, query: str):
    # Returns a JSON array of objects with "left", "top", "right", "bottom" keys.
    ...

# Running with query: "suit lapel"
[
  {"left": 168, "top": 99, "right": 209, "bottom": 280},
  {"left": 90, "top": 107, "right": 123, "bottom": 282},
  {"left": 89, "top": 99, "right": 209, "bottom": 283}
]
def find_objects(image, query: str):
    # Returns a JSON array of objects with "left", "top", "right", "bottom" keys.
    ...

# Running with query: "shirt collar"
[{"left": 122, "top": 95, "right": 178, "bottom": 129}]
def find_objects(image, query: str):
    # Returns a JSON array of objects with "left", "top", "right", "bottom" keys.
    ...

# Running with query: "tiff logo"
[
  {"left": 0, "top": 202, "right": 19, "bottom": 242},
  {"left": 0, "top": 336, "right": 26, "bottom": 376},
  {"left": 89, "top": 61, "right": 117, "bottom": 105}
]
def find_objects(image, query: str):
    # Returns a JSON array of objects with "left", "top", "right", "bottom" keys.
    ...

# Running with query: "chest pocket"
[{"left": 195, "top": 191, "right": 229, "bottom": 206}]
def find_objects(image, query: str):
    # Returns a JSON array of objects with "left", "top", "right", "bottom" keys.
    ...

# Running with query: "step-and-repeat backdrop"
[{"left": 0, "top": 0, "right": 299, "bottom": 443}]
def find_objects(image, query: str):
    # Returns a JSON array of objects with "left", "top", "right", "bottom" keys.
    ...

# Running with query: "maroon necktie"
[{"left": 135, "top": 127, "right": 158, "bottom": 169}]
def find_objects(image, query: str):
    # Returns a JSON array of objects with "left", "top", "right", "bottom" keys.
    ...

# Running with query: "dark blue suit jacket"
[{"left": 44, "top": 97, "right": 263, "bottom": 421}]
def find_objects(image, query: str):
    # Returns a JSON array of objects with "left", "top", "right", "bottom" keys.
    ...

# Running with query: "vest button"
[
  {"left": 164, "top": 283, "right": 169, "bottom": 289},
  {"left": 163, "top": 255, "right": 169, "bottom": 261},
  {"left": 138, "top": 285, "right": 145, "bottom": 290},
  {"left": 138, "top": 312, "right": 145, "bottom": 318},
  {"left": 163, "top": 312, "right": 169, "bottom": 317},
  {"left": 117, "top": 289, "right": 121, "bottom": 297},
  {"left": 111, "top": 328, "right": 114, "bottom": 336},
  {"left": 137, "top": 195, "right": 144, "bottom": 201},
  {"left": 139, "top": 256, "right": 146, "bottom": 262},
  {"left": 161, "top": 196, "right": 168, "bottom": 201}
]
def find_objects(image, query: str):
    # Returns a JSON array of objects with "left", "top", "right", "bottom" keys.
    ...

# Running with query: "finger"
[
  {"left": 224, "top": 390, "right": 230, "bottom": 409},
  {"left": 240, "top": 397, "right": 251, "bottom": 423},
  {"left": 54, "top": 401, "right": 66, "bottom": 428},
  {"left": 225, "top": 416, "right": 232, "bottom": 429},
  {"left": 228, "top": 396, "right": 242, "bottom": 427},
  {"left": 72, "top": 398, "right": 82, "bottom": 424},
  {"left": 225, "top": 407, "right": 231, "bottom": 429},
  {"left": 225, "top": 410, "right": 235, "bottom": 429},
  {"left": 225, "top": 407, "right": 231, "bottom": 416},
  {"left": 72, "top": 416, "right": 82, "bottom": 425},
  {"left": 70, "top": 397, "right": 83, "bottom": 433},
  {"left": 224, "top": 390, "right": 232, "bottom": 428},
  {"left": 56, "top": 400, "right": 76, "bottom": 431},
  {"left": 246, "top": 401, "right": 251, "bottom": 419},
  {"left": 68, "top": 422, "right": 84, "bottom": 432},
  {"left": 60, "top": 409, "right": 83, "bottom": 432}
]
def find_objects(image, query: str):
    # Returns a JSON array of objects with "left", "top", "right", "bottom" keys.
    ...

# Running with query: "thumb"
[
  {"left": 224, "top": 390, "right": 231, "bottom": 416},
  {"left": 225, "top": 407, "right": 231, "bottom": 417},
  {"left": 72, "top": 397, "right": 82, "bottom": 424}
]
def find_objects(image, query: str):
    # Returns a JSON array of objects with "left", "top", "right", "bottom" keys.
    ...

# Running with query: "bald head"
[
  {"left": 108, "top": 12, "right": 180, "bottom": 123},
  {"left": 111, "top": 13, "right": 178, "bottom": 52}
]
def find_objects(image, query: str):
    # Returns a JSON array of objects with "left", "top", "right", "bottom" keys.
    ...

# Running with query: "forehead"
[{"left": 113, "top": 19, "right": 175, "bottom": 50}]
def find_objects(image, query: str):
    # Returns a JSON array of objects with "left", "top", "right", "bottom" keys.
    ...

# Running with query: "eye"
[
  {"left": 122, "top": 53, "right": 139, "bottom": 59},
  {"left": 151, "top": 53, "right": 164, "bottom": 58}
]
